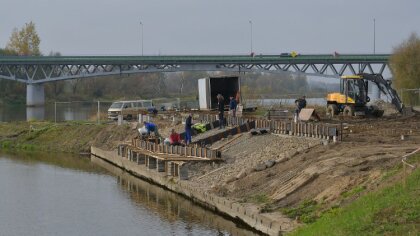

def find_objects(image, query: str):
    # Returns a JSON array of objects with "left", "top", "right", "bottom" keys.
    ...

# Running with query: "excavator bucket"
[{"left": 367, "top": 105, "right": 384, "bottom": 117}]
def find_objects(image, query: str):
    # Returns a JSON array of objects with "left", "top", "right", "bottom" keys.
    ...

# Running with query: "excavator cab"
[
  {"left": 327, "top": 75, "right": 371, "bottom": 116},
  {"left": 343, "top": 76, "right": 369, "bottom": 105},
  {"left": 326, "top": 74, "right": 403, "bottom": 117}
]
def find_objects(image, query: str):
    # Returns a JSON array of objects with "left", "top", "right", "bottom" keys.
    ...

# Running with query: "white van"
[{"left": 107, "top": 100, "right": 153, "bottom": 120}]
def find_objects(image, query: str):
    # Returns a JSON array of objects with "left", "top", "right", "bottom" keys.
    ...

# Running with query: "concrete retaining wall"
[{"left": 91, "top": 146, "right": 296, "bottom": 235}]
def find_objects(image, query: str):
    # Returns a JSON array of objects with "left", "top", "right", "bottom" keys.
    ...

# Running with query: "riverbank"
[
  {"left": 1, "top": 112, "right": 420, "bottom": 235},
  {"left": 0, "top": 121, "right": 137, "bottom": 153}
]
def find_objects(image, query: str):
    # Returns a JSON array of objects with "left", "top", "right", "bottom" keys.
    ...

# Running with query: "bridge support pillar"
[{"left": 26, "top": 84, "right": 45, "bottom": 107}]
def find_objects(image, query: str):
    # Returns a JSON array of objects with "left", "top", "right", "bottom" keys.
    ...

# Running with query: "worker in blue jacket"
[
  {"left": 229, "top": 96, "right": 237, "bottom": 117},
  {"left": 143, "top": 121, "right": 159, "bottom": 137},
  {"left": 185, "top": 113, "right": 193, "bottom": 145}
]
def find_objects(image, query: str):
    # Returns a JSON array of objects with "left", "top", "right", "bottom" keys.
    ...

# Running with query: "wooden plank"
[{"left": 127, "top": 145, "right": 218, "bottom": 161}]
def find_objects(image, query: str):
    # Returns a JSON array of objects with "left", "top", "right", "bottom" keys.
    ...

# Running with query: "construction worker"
[
  {"left": 229, "top": 96, "right": 237, "bottom": 118},
  {"left": 217, "top": 94, "right": 225, "bottom": 129},
  {"left": 229, "top": 96, "right": 237, "bottom": 126},
  {"left": 299, "top": 95, "right": 307, "bottom": 112},
  {"left": 143, "top": 121, "right": 159, "bottom": 137},
  {"left": 185, "top": 113, "right": 193, "bottom": 145},
  {"left": 169, "top": 129, "right": 181, "bottom": 146},
  {"left": 294, "top": 96, "right": 307, "bottom": 120}
]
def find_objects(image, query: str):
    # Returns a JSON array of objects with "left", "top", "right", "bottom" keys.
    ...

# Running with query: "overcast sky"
[{"left": 1, "top": 0, "right": 419, "bottom": 56}]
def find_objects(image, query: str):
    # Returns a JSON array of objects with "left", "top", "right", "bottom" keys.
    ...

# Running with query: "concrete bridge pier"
[
  {"left": 26, "top": 84, "right": 45, "bottom": 107},
  {"left": 26, "top": 107, "right": 45, "bottom": 121}
]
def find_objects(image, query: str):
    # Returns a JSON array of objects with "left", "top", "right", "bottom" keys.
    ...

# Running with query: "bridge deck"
[{"left": 0, "top": 54, "right": 390, "bottom": 65}]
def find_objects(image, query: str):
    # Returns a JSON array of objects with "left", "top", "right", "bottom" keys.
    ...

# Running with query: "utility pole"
[
  {"left": 373, "top": 18, "right": 376, "bottom": 54},
  {"left": 140, "top": 21, "right": 144, "bottom": 56},
  {"left": 249, "top": 20, "right": 253, "bottom": 54}
]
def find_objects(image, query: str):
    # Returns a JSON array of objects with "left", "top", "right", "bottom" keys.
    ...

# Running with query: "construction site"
[{"left": 89, "top": 75, "right": 420, "bottom": 235}]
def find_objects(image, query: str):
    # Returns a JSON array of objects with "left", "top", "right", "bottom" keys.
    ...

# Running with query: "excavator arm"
[{"left": 360, "top": 73, "right": 404, "bottom": 113}]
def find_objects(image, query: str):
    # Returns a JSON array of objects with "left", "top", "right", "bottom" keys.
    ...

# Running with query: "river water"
[
  {"left": 0, "top": 98, "right": 326, "bottom": 122},
  {"left": 0, "top": 151, "right": 258, "bottom": 236},
  {"left": 0, "top": 102, "right": 112, "bottom": 122}
]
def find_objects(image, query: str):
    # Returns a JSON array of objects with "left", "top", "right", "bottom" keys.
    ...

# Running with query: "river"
[
  {"left": 0, "top": 102, "right": 112, "bottom": 122},
  {"left": 0, "top": 98, "right": 327, "bottom": 122},
  {"left": 0, "top": 151, "right": 259, "bottom": 236}
]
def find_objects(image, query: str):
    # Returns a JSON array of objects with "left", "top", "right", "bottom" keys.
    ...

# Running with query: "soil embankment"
[
  {"left": 187, "top": 112, "right": 420, "bottom": 228},
  {"left": 0, "top": 121, "right": 138, "bottom": 153},
  {"left": 0, "top": 115, "right": 186, "bottom": 153}
]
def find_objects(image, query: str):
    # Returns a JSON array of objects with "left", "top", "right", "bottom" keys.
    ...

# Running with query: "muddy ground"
[
  {"left": 186, "top": 111, "right": 420, "bottom": 219},
  {"left": 126, "top": 108, "right": 420, "bottom": 219}
]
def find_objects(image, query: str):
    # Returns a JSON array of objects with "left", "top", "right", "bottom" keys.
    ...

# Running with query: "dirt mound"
[
  {"left": 370, "top": 99, "right": 400, "bottom": 116},
  {"left": 189, "top": 134, "right": 321, "bottom": 188},
  {"left": 91, "top": 123, "right": 138, "bottom": 150},
  {"left": 188, "top": 114, "right": 420, "bottom": 219}
]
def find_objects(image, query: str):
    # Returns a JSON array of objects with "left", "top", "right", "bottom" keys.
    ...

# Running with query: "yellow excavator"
[{"left": 326, "top": 73, "right": 404, "bottom": 117}]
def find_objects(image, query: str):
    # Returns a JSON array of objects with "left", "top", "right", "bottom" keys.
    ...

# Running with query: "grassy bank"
[
  {"left": 289, "top": 155, "right": 420, "bottom": 236},
  {"left": 0, "top": 121, "right": 134, "bottom": 153}
]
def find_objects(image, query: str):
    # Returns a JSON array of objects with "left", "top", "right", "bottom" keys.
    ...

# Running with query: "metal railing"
[
  {"left": 400, "top": 88, "right": 420, "bottom": 107},
  {"left": 53, "top": 100, "right": 113, "bottom": 123}
]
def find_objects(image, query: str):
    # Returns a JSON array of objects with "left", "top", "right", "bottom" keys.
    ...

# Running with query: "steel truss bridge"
[
  {"left": 0, "top": 54, "right": 390, "bottom": 84},
  {"left": 0, "top": 54, "right": 391, "bottom": 106}
]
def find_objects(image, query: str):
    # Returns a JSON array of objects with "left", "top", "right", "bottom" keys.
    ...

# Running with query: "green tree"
[
  {"left": 0, "top": 48, "right": 23, "bottom": 102},
  {"left": 6, "top": 21, "right": 41, "bottom": 56},
  {"left": 0, "top": 48, "right": 17, "bottom": 56},
  {"left": 390, "top": 33, "right": 420, "bottom": 90}
]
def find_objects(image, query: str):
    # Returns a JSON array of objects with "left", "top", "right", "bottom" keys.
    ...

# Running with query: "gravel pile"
[{"left": 189, "top": 134, "right": 320, "bottom": 188}]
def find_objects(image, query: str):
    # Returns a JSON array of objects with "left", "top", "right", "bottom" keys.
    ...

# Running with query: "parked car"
[{"left": 107, "top": 100, "right": 153, "bottom": 120}]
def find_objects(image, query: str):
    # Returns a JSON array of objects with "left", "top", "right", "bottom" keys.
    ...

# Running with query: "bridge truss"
[{"left": 0, "top": 54, "right": 390, "bottom": 84}]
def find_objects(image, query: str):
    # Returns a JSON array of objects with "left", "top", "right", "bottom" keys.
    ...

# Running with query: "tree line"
[{"left": 390, "top": 33, "right": 420, "bottom": 105}]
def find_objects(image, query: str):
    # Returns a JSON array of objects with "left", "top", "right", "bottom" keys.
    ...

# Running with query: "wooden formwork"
[
  {"left": 198, "top": 114, "right": 250, "bottom": 127},
  {"left": 254, "top": 119, "right": 340, "bottom": 141},
  {"left": 193, "top": 121, "right": 255, "bottom": 146},
  {"left": 116, "top": 144, "right": 189, "bottom": 179},
  {"left": 197, "top": 114, "right": 342, "bottom": 141},
  {"left": 131, "top": 140, "right": 221, "bottom": 160}
]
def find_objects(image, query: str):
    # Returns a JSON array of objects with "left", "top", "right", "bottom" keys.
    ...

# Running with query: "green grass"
[
  {"left": 341, "top": 185, "right": 366, "bottom": 198},
  {"left": 244, "top": 107, "right": 269, "bottom": 117},
  {"left": 1, "top": 136, "right": 38, "bottom": 151},
  {"left": 289, "top": 165, "right": 420, "bottom": 236},
  {"left": 282, "top": 200, "right": 320, "bottom": 223},
  {"left": 245, "top": 194, "right": 275, "bottom": 213},
  {"left": 0, "top": 140, "right": 12, "bottom": 149},
  {"left": 251, "top": 194, "right": 271, "bottom": 204},
  {"left": 0, "top": 121, "right": 108, "bottom": 153}
]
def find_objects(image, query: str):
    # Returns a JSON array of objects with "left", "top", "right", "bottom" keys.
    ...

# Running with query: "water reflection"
[
  {"left": 0, "top": 102, "right": 112, "bottom": 122},
  {"left": 0, "top": 150, "right": 107, "bottom": 175},
  {"left": 0, "top": 151, "right": 259, "bottom": 236},
  {"left": 1, "top": 98, "right": 326, "bottom": 122},
  {"left": 27, "top": 106, "right": 45, "bottom": 121},
  {"left": 91, "top": 156, "right": 260, "bottom": 236}
]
